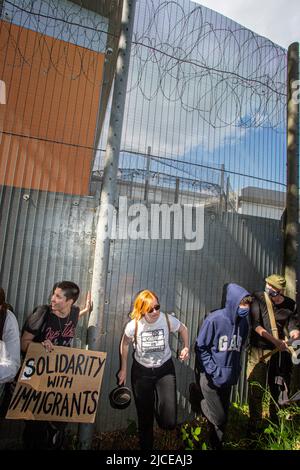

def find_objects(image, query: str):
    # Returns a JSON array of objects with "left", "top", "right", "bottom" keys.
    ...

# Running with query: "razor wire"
[
  {"left": 129, "top": 0, "right": 286, "bottom": 130},
  {"left": 1, "top": 0, "right": 111, "bottom": 85},
  {"left": 1, "top": 0, "right": 286, "bottom": 132}
]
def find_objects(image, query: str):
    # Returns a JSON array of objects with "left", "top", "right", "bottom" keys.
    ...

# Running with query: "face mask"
[
  {"left": 237, "top": 307, "right": 249, "bottom": 317},
  {"left": 265, "top": 287, "right": 279, "bottom": 297}
]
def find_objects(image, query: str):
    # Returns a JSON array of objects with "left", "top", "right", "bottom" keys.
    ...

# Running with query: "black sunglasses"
[{"left": 147, "top": 304, "right": 160, "bottom": 314}]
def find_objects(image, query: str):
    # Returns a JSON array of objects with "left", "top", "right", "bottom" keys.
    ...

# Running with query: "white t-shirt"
[
  {"left": 124, "top": 312, "right": 181, "bottom": 368},
  {"left": 0, "top": 310, "right": 21, "bottom": 384}
]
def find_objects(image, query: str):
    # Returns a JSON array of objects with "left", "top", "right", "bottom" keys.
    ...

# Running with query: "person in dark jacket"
[
  {"left": 195, "top": 283, "right": 252, "bottom": 449},
  {"left": 247, "top": 274, "right": 300, "bottom": 433}
]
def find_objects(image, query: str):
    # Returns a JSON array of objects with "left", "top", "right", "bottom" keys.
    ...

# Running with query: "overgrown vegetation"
[
  {"left": 55, "top": 383, "right": 300, "bottom": 450},
  {"left": 64, "top": 397, "right": 300, "bottom": 450},
  {"left": 225, "top": 384, "right": 300, "bottom": 450},
  {"left": 3, "top": 381, "right": 300, "bottom": 450},
  {"left": 181, "top": 420, "right": 208, "bottom": 450}
]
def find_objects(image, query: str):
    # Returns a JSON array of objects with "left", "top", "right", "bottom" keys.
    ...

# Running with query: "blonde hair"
[{"left": 130, "top": 290, "right": 159, "bottom": 321}]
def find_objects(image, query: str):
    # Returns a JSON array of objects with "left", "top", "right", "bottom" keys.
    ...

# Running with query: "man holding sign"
[{"left": 19, "top": 281, "right": 93, "bottom": 449}]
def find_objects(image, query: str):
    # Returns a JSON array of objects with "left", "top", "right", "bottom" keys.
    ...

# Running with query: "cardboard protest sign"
[{"left": 6, "top": 343, "right": 106, "bottom": 423}]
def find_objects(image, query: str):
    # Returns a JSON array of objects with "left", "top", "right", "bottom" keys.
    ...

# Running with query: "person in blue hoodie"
[{"left": 195, "top": 283, "right": 252, "bottom": 449}]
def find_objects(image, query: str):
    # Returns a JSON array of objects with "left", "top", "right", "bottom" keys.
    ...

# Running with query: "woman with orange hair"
[{"left": 118, "top": 290, "right": 189, "bottom": 451}]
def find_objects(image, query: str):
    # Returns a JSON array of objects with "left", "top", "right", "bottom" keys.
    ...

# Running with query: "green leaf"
[{"left": 264, "top": 427, "right": 275, "bottom": 435}]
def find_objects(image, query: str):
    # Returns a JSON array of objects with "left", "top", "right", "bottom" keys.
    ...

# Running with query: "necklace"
[{"left": 56, "top": 310, "right": 71, "bottom": 335}]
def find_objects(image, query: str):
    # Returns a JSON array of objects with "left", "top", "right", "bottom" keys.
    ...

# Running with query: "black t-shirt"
[
  {"left": 250, "top": 291, "right": 299, "bottom": 349},
  {"left": 24, "top": 305, "right": 80, "bottom": 347},
  {"left": 43, "top": 306, "right": 79, "bottom": 347}
]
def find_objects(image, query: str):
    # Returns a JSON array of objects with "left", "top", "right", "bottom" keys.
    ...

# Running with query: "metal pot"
[{"left": 109, "top": 385, "right": 132, "bottom": 409}]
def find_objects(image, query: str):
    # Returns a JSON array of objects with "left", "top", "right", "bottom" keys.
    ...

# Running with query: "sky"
[
  {"left": 96, "top": 0, "right": 287, "bottom": 193},
  {"left": 194, "top": 0, "right": 300, "bottom": 49}
]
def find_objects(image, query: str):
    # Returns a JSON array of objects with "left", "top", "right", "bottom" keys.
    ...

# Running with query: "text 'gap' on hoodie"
[{"left": 196, "top": 283, "right": 250, "bottom": 387}]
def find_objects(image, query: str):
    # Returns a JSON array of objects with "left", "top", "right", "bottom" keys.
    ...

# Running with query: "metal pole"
[
  {"left": 284, "top": 42, "right": 299, "bottom": 300},
  {"left": 219, "top": 163, "right": 225, "bottom": 212},
  {"left": 175, "top": 177, "right": 180, "bottom": 204},
  {"left": 78, "top": 0, "right": 137, "bottom": 449},
  {"left": 144, "top": 146, "right": 151, "bottom": 201},
  {"left": 225, "top": 176, "right": 230, "bottom": 212}
]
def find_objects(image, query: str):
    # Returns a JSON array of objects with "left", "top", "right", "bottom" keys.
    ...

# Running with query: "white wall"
[{"left": 238, "top": 202, "right": 284, "bottom": 220}]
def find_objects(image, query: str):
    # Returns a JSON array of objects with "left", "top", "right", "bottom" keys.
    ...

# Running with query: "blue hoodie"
[{"left": 196, "top": 283, "right": 250, "bottom": 388}]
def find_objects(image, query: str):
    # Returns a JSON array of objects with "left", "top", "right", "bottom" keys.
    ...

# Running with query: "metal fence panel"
[
  {"left": 0, "top": 0, "right": 295, "bottom": 439},
  {"left": 0, "top": 186, "right": 95, "bottom": 328},
  {"left": 95, "top": 209, "right": 282, "bottom": 430}
]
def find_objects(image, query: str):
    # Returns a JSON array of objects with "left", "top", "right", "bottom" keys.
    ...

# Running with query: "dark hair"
[
  {"left": 52, "top": 281, "right": 80, "bottom": 304},
  {"left": 0, "top": 287, "right": 12, "bottom": 314},
  {"left": 0, "top": 287, "right": 5, "bottom": 306}
]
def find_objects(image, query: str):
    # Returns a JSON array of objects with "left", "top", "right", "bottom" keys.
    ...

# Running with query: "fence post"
[
  {"left": 78, "top": 0, "right": 137, "bottom": 449},
  {"left": 284, "top": 42, "right": 299, "bottom": 300},
  {"left": 144, "top": 146, "right": 152, "bottom": 201},
  {"left": 284, "top": 42, "right": 299, "bottom": 397}
]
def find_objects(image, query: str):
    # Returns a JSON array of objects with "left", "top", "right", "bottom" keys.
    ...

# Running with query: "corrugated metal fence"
[
  {"left": 0, "top": 182, "right": 283, "bottom": 431},
  {"left": 0, "top": 0, "right": 294, "bottom": 436}
]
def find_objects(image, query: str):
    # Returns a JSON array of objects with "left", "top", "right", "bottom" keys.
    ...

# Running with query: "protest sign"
[{"left": 6, "top": 343, "right": 106, "bottom": 423}]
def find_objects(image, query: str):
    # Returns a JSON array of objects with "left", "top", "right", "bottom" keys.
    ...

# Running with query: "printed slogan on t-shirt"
[
  {"left": 141, "top": 329, "right": 165, "bottom": 352},
  {"left": 6, "top": 343, "right": 107, "bottom": 423}
]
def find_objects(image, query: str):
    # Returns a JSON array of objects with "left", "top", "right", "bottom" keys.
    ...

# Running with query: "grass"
[
  {"left": 65, "top": 406, "right": 300, "bottom": 451},
  {"left": 64, "top": 389, "right": 300, "bottom": 451},
  {"left": 3, "top": 391, "right": 300, "bottom": 450},
  {"left": 66, "top": 419, "right": 186, "bottom": 450}
]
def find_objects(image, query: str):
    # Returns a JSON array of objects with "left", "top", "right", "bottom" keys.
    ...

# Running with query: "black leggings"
[{"left": 131, "top": 358, "right": 177, "bottom": 451}]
